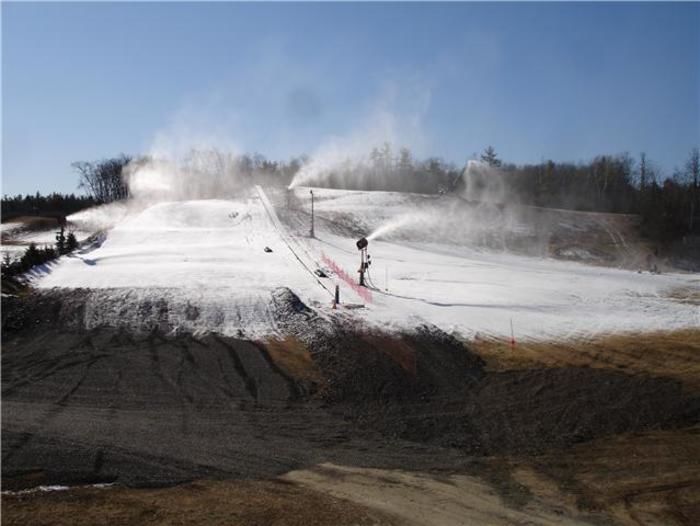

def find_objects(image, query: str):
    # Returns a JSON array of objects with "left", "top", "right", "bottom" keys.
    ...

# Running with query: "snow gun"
[{"left": 356, "top": 237, "right": 371, "bottom": 287}]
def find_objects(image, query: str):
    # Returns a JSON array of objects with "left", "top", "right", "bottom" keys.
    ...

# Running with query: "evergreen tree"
[
  {"left": 66, "top": 231, "right": 79, "bottom": 252},
  {"left": 22, "top": 243, "right": 40, "bottom": 269},
  {"left": 42, "top": 245, "right": 56, "bottom": 260},
  {"left": 398, "top": 147, "right": 412, "bottom": 168},
  {"left": 480, "top": 146, "right": 502, "bottom": 167},
  {"left": 56, "top": 225, "right": 67, "bottom": 255},
  {"left": 639, "top": 152, "right": 648, "bottom": 189}
]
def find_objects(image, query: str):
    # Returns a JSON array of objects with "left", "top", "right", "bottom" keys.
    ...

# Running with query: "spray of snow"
[
  {"left": 66, "top": 201, "right": 131, "bottom": 232},
  {"left": 70, "top": 78, "right": 432, "bottom": 236},
  {"left": 288, "top": 84, "right": 430, "bottom": 189},
  {"left": 124, "top": 106, "right": 245, "bottom": 203},
  {"left": 359, "top": 162, "right": 508, "bottom": 244},
  {"left": 68, "top": 106, "right": 247, "bottom": 231},
  {"left": 460, "top": 160, "right": 508, "bottom": 203},
  {"left": 367, "top": 212, "right": 433, "bottom": 241},
  {"left": 288, "top": 109, "right": 398, "bottom": 189}
]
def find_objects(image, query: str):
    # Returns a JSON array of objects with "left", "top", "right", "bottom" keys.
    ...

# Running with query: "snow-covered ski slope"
[
  {"left": 286, "top": 187, "right": 700, "bottom": 339},
  {"left": 35, "top": 186, "right": 699, "bottom": 339},
  {"left": 36, "top": 192, "right": 331, "bottom": 337}
]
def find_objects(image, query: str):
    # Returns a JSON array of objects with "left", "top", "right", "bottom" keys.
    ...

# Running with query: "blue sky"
[{"left": 3, "top": 2, "right": 699, "bottom": 195}]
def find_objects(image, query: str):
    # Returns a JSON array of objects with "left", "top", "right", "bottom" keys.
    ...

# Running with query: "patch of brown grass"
[
  {"left": 1, "top": 479, "right": 396, "bottom": 526},
  {"left": 264, "top": 337, "right": 322, "bottom": 384},
  {"left": 471, "top": 329, "right": 700, "bottom": 392},
  {"left": 515, "top": 425, "right": 700, "bottom": 526}
]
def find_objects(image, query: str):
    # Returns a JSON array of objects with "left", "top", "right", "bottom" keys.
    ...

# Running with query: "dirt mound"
[
  {"left": 270, "top": 286, "right": 321, "bottom": 334},
  {"left": 3, "top": 291, "right": 698, "bottom": 490},
  {"left": 311, "top": 326, "right": 484, "bottom": 404},
  {"left": 308, "top": 326, "right": 699, "bottom": 455},
  {"left": 374, "top": 367, "right": 699, "bottom": 455},
  {"left": 1, "top": 326, "right": 322, "bottom": 487}
]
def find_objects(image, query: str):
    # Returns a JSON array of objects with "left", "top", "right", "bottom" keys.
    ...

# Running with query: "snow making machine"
[{"left": 356, "top": 237, "right": 371, "bottom": 287}]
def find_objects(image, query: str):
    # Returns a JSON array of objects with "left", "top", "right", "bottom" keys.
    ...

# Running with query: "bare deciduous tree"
[{"left": 73, "top": 154, "right": 131, "bottom": 203}]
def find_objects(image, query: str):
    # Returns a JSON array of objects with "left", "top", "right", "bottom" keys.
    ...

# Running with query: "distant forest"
[
  {"left": 1, "top": 193, "right": 97, "bottom": 222},
  {"left": 2, "top": 145, "right": 698, "bottom": 244}
]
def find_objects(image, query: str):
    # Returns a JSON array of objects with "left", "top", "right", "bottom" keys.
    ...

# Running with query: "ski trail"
[{"left": 255, "top": 185, "right": 333, "bottom": 298}]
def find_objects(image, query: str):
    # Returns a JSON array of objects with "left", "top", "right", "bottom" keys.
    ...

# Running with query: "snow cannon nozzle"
[{"left": 356, "top": 237, "right": 368, "bottom": 251}]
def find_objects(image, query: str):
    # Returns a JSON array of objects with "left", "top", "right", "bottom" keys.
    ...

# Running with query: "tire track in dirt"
[
  {"left": 147, "top": 330, "right": 169, "bottom": 387},
  {"left": 207, "top": 335, "right": 295, "bottom": 403},
  {"left": 150, "top": 333, "right": 200, "bottom": 436},
  {"left": 174, "top": 347, "right": 195, "bottom": 404},
  {"left": 170, "top": 334, "right": 250, "bottom": 406},
  {"left": 2, "top": 333, "right": 110, "bottom": 398},
  {"left": 212, "top": 335, "right": 259, "bottom": 401},
  {"left": 253, "top": 342, "right": 302, "bottom": 400},
  {"left": 2, "top": 343, "right": 102, "bottom": 464},
  {"left": 55, "top": 358, "right": 98, "bottom": 406}
]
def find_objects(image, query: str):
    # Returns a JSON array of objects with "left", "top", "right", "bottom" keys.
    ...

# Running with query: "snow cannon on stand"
[{"left": 356, "top": 237, "right": 371, "bottom": 287}]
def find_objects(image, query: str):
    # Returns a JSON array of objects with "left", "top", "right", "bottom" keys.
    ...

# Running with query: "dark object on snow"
[
  {"left": 356, "top": 237, "right": 370, "bottom": 287},
  {"left": 314, "top": 269, "right": 328, "bottom": 278},
  {"left": 66, "top": 231, "right": 79, "bottom": 252},
  {"left": 264, "top": 246, "right": 273, "bottom": 253}
]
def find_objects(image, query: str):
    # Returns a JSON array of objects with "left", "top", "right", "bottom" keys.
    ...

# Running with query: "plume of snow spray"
[
  {"left": 461, "top": 160, "right": 507, "bottom": 203},
  {"left": 288, "top": 109, "right": 398, "bottom": 190},
  {"left": 125, "top": 121, "right": 244, "bottom": 203},
  {"left": 288, "top": 83, "right": 430, "bottom": 190},
  {"left": 361, "top": 162, "right": 509, "bottom": 244},
  {"left": 66, "top": 201, "right": 131, "bottom": 232},
  {"left": 367, "top": 212, "right": 433, "bottom": 241}
]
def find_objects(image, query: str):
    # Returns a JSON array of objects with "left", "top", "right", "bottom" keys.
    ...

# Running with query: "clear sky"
[{"left": 3, "top": 1, "right": 699, "bottom": 195}]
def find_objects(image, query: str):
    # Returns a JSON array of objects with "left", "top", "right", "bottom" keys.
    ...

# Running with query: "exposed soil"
[
  {"left": 283, "top": 462, "right": 589, "bottom": 526},
  {"left": 315, "top": 329, "right": 699, "bottom": 455},
  {"left": 2, "top": 289, "right": 699, "bottom": 524},
  {"left": 514, "top": 425, "right": 700, "bottom": 525},
  {"left": 1, "top": 478, "right": 397, "bottom": 526}
]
